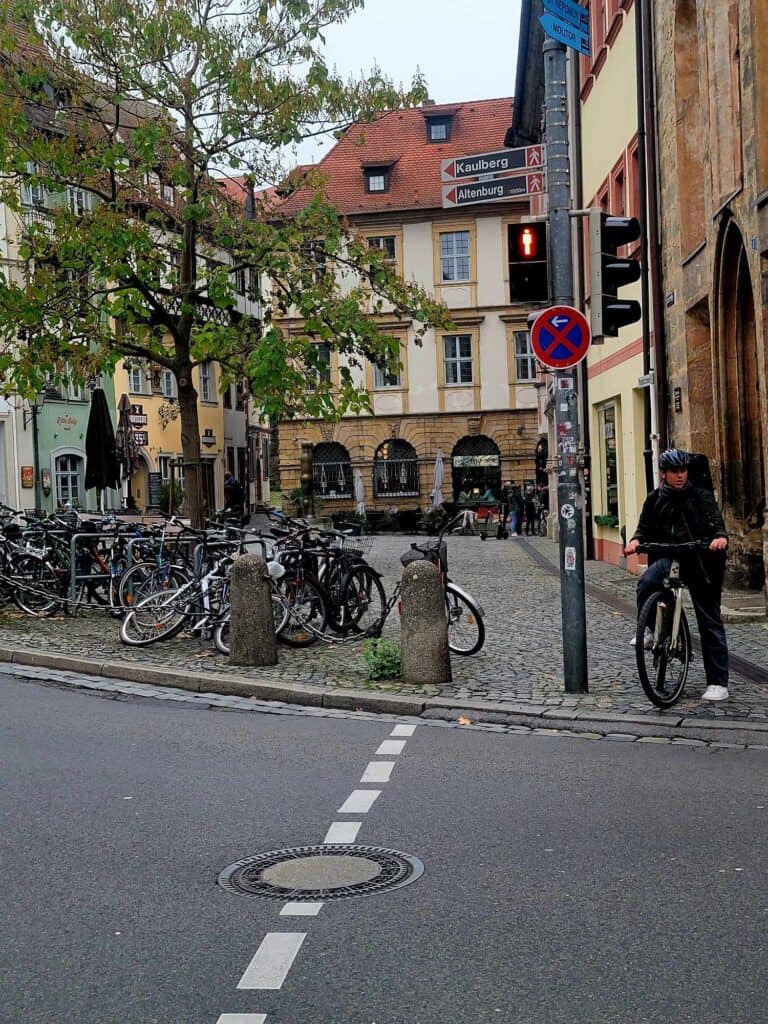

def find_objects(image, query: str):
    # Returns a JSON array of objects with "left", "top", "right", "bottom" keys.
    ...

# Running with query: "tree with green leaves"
[{"left": 0, "top": 1, "right": 452, "bottom": 524}]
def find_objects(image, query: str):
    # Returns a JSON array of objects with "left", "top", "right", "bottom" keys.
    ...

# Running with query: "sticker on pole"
[
  {"left": 530, "top": 306, "right": 591, "bottom": 369},
  {"left": 564, "top": 546, "right": 577, "bottom": 571}
]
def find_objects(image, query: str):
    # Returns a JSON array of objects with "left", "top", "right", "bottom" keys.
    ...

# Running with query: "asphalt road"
[{"left": 2, "top": 671, "right": 768, "bottom": 1024}]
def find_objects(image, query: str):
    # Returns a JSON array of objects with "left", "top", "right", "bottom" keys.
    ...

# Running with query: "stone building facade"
[
  {"left": 276, "top": 98, "right": 547, "bottom": 517},
  {"left": 653, "top": 0, "right": 768, "bottom": 590}
]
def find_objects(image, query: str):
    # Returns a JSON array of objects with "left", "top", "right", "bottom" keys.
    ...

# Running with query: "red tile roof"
[{"left": 278, "top": 97, "right": 515, "bottom": 218}]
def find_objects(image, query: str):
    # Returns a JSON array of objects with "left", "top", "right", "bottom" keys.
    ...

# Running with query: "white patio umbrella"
[
  {"left": 353, "top": 468, "right": 366, "bottom": 518},
  {"left": 432, "top": 449, "right": 445, "bottom": 507}
]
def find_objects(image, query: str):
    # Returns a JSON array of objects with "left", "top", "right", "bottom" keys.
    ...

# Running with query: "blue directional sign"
[
  {"left": 539, "top": 12, "right": 591, "bottom": 58},
  {"left": 542, "top": 0, "right": 589, "bottom": 33}
]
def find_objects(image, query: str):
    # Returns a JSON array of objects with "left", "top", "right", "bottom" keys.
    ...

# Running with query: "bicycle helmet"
[{"left": 658, "top": 448, "right": 692, "bottom": 471}]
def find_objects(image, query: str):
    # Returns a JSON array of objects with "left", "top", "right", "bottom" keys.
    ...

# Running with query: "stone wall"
[{"left": 653, "top": 0, "right": 767, "bottom": 590}]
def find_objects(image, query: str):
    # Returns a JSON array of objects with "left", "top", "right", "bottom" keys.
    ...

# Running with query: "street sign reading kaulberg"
[{"left": 441, "top": 144, "right": 544, "bottom": 183}]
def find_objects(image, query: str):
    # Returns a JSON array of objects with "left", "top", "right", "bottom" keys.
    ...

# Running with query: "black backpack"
[{"left": 686, "top": 452, "right": 715, "bottom": 493}]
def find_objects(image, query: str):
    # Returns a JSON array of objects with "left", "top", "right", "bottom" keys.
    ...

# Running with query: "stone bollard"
[
  {"left": 229, "top": 553, "right": 278, "bottom": 667},
  {"left": 400, "top": 559, "right": 451, "bottom": 684}
]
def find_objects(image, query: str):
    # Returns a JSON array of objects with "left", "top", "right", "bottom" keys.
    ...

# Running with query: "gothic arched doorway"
[{"left": 715, "top": 218, "right": 765, "bottom": 587}]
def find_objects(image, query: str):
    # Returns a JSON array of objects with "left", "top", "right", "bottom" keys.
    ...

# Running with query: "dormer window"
[
  {"left": 426, "top": 116, "right": 452, "bottom": 142},
  {"left": 364, "top": 166, "right": 390, "bottom": 193}
]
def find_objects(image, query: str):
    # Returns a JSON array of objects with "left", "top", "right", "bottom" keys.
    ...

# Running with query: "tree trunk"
[{"left": 177, "top": 368, "right": 204, "bottom": 529}]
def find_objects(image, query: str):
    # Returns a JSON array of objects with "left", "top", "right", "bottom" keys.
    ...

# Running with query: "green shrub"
[
  {"left": 159, "top": 481, "right": 184, "bottom": 515},
  {"left": 360, "top": 638, "right": 401, "bottom": 680}
]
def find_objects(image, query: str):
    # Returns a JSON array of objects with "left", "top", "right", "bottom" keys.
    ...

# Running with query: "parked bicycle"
[{"left": 634, "top": 540, "right": 709, "bottom": 707}]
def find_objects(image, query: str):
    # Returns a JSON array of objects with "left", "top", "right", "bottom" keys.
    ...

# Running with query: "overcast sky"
[{"left": 292, "top": 0, "right": 523, "bottom": 164}]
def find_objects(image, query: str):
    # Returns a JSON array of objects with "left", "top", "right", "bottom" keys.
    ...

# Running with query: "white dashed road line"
[
  {"left": 216, "top": 1015, "right": 267, "bottom": 1024},
  {"left": 360, "top": 760, "right": 395, "bottom": 783},
  {"left": 390, "top": 724, "right": 417, "bottom": 736},
  {"left": 375, "top": 739, "right": 407, "bottom": 755},
  {"left": 337, "top": 789, "right": 381, "bottom": 814},
  {"left": 323, "top": 820, "right": 362, "bottom": 844},
  {"left": 237, "top": 933, "right": 307, "bottom": 990},
  {"left": 218, "top": 722, "right": 417, "bottom": 1020},
  {"left": 280, "top": 902, "right": 324, "bottom": 917}
]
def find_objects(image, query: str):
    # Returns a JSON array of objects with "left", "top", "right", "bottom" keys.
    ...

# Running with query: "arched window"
[
  {"left": 313, "top": 442, "right": 352, "bottom": 499},
  {"left": 451, "top": 435, "right": 501, "bottom": 499},
  {"left": 373, "top": 439, "right": 419, "bottom": 498},
  {"left": 55, "top": 453, "right": 84, "bottom": 509}
]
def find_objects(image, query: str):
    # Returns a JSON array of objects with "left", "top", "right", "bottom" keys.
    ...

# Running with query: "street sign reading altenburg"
[
  {"left": 441, "top": 172, "right": 545, "bottom": 208},
  {"left": 441, "top": 145, "right": 544, "bottom": 183}
]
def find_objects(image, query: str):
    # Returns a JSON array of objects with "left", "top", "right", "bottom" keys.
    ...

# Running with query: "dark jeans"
[{"left": 636, "top": 559, "right": 729, "bottom": 685}]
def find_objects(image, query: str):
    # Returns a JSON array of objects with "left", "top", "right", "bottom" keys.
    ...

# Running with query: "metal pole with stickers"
[{"left": 531, "top": 34, "right": 589, "bottom": 694}]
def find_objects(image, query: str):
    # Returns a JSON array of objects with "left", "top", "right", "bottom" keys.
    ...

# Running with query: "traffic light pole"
[{"left": 543, "top": 37, "right": 588, "bottom": 693}]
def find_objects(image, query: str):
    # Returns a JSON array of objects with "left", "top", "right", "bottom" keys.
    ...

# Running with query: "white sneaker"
[
  {"left": 630, "top": 633, "right": 654, "bottom": 649},
  {"left": 701, "top": 684, "right": 730, "bottom": 702}
]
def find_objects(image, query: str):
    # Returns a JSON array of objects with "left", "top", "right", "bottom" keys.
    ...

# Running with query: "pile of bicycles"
[
  {"left": 0, "top": 504, "right": 172, "bottom": 616},
  {"left": 119, "top": 510, "right": 486, "bottom": 657}
]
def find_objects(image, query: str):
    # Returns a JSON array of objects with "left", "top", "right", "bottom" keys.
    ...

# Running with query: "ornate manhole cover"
[{"left": 218, "top": 844, "right": 424, "bottom": 901}]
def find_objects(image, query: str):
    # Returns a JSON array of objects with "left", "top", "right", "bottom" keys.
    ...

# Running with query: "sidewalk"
[{"left": 1, "top": 534, "right": 767, "bottom": 740}]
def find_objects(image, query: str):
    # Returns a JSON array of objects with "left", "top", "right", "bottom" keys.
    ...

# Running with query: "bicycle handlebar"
[{"left": 636, "top": 540, "right": 711, "bottom": 554}]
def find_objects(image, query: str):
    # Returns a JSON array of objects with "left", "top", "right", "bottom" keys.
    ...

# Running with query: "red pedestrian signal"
[{"left": 508, "top": 222, "right": 548, "bottom": 303}]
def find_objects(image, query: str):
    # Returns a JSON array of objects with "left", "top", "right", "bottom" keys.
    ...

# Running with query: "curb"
[{"left": 4, "top": 645, "right": 768, "bottom": 747}]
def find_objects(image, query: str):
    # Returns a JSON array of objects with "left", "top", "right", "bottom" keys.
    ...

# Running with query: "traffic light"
[
  {"left": 508, "top": 221, "right": 548, "bottom": 303},
  {"left": 588, "top": 209, "right": 642, "bottom": 339}
]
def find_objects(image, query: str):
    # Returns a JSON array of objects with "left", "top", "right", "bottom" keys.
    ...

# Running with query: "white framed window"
[
  {"left": 160, "top": 369, "right": 176, "bottom": 399},
  {"left": 364, "top": 167, "right": 389, "bottom": 193},
  {"left": 158, "top": 454, "right": 171, "bottom": 483},
  {"left": 367, "top": 235, "right": 397, "bottom": 270},
  {"left": 427, "top": 117, "right": 451, "bottom": 142},
  {"left": 161, "top": 183, "right": 175, "bottom": 204},
  {"left": 440, "top": 231, "right": 470, "bottom": 282},
  {"left": 67, "top": 186, "right": 91, "bottom": 215},
  {"left": 514, "top": 330, "right": 537, "bottom": 381},
  {"left": 21, "top": 162, "right": 47, "bottom": 207},
  {"left": 199, "top": 361, "right": 214, "bottom": 403},
  {"left": 128, "top": 366, "right": 146, "bottom": 394},
  {"left": 55, "top": 454, "right": 83, "bottom": 508},
  {"left": 443, "top": 334, "right": 473, "bottom": 384},
  {"left": 373, "top": 363, "right": 401, "bottom": 388},
  {"left": 306, "top": 343, "right": 331, "bottom": 389}
]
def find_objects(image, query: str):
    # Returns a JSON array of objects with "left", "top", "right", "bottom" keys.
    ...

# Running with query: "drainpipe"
[{"left": 636, "top": 0, "right": 668, "bottom": 486}]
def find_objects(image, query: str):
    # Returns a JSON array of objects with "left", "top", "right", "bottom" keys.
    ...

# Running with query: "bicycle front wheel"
[
  {"left": 119, "top": 587, "right": 188, "bottom": 647},
  {"left": 636, "top": 591, "right": 691, "bottom": 707},
  {"left": 13, "top": 555, "right": 62, "bottom": 616},
  {"left": 339, "top": 566, "right": 386, "bottom": 636},
  {"left": 118, "top": 561, "right": 192, "bottom": 611},
  {"left": 445, "top": 583, "right": 485, "bottom": 655}
]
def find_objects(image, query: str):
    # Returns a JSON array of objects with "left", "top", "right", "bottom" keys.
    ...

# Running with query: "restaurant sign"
[{"left": 452, "top": 455, "right": 500, "bottom": 468}]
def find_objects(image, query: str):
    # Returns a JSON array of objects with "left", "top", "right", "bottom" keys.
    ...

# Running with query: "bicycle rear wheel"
[
  {"left": 339, "top": 566, "right": 386, "bottom": 636},
  {"left": 636, "top": 591, "right": 691, "bottom": 707},
  {"left": 119, "top": 588, "right": 188, "bottom": 647},
  {"left": 277, "top": 573, "right": 327, "bottom": 647},
  {"left": 445, "top": 582, "right": 485, "bottom": 655}
]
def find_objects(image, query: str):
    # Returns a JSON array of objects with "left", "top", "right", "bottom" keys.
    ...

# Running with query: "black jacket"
[
  {"left": 631, "top": 484, "right": 727, "bottom": 581},
  {"left": 631, "top": 485, "right": 726, "bottom": 546}
]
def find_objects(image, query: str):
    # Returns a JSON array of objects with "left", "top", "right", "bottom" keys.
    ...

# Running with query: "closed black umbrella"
[
  {"left": 115, "top": 393, "right": 140, "bottom": 508},
  {"left": 84, "top": 387, "right": 119, "bottom": 502}
]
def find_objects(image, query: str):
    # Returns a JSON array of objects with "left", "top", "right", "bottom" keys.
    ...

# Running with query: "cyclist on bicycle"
[{"left": 624, "top": 448, "right": 730, "bottom": 702}]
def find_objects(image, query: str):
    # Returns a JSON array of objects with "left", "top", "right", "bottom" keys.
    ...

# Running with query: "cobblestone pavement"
[{"left": 1, "top": 534, "right": 766, "bottom": 723}]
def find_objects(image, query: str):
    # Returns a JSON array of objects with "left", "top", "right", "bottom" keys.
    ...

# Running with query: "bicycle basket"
[{"left": 341, "top": 534, "right": 375, "bottom": 559}]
